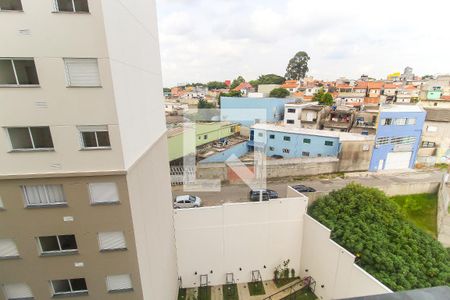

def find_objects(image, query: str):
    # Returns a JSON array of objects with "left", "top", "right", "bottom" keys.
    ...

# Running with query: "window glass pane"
[
  {"left": 70, "top": 278, "right": 87, "bottom": 291},
  {"left": 8, "top": 128, "right": 32, "bottom": 149},
  {"left": 13, "top": 60, "right": 39, "bottom": 85},
  {"left": 40, "top": 236, "right": 60, "bottom": 252},
  {"left": 96, "top": 131, "right": 110, "bottom": 147},
  {"left": 303, "top": 138, "right": 311, "bottom": 144},
  {"left": 74, "top": 0, "right": 89, "bottom": 12},
  {"left": 46, "top": 185, "right": 65, "bottom": 204},
  {"left": 58, "top": 235, "right": 77, "bottom": 250},
  {"left": 30, "top": 127, "right": 53, "bottom": 148},
  {"left": 0, "top": 60, "right": 17, "bottom": 84},
  {"left": 52, "top": 280, "right": 71, "bottom": 294},
  {"left": 82, "top": 132, "right": 97, "bottom": 147},
  {"left": 0, "top": 0, "right": 23, "bottom": 11},
  {"left": 57, "top": 0, "right": 74, "bottom": 11},
  {"left": 23, "top": 185, "right": 47, "bottom": 205}
]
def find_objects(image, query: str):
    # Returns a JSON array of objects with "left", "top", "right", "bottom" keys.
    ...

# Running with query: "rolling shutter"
[
  {"left": 64, "top": 58, "right": 100, "bottom": 87},
  {"left": 2, "top": 283, "right": 33, "bottom": 299},
  {"left": 98, "top": 232, "right": 126, "bottom": 251},
  {"left": 0, "top": 239, "right": 19, "bottom": 258},
  {"left": 106, "top": 274, "right": 133, "bottom": 292},
  {"left": 89, "top": 183, "right": 119, "bottom": 204}
]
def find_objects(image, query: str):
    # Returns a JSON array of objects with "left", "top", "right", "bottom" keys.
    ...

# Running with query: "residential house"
[
  {"left": 233, "top": 82, "right": 254, "bottom": 96},
  {"left": 383, "top": 83, "right": 398, "bottom": 102},
  {"left": 323, "top": 106, "right": 356, "bottom": 132},
  {"left": 284, "top": 102, "right": 319, "bottom": 127},
  {"left": 350, "top": 108, "right": 379, "bottom": 135},
  {"left": 258, "top": 84, "right": 281, "bottom": 96},
  {"left": 300, "top": 105, "right": 330, "bottom": 129},
  {"left": 165, "top": 102, "right": 189, "bottom": 115},
  {"left": 369, "top": 105, "right": 426, "bottom": 171},
  {"left": 281, "top": 80, "right": 300, "bottom": 93},
  {"left": 220, "top": 97, "right": 296, "bottom": 127},
  {"left": 367, "top": 82, "right": 383, "bottom": 98},
  {"left": 417, "top": 108, "right": 450, "bottom": 164}
]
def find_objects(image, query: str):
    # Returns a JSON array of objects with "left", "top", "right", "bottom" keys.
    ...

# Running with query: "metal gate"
[{"left": 170, "top": 166, "right": 195, "bottom": 185}]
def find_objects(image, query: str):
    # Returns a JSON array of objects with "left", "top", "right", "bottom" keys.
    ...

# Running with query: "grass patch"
[
  {"left": 281, "top": 287, "right": 317, "bottom": 300},
  {"left": 178, "top": 288, "right": 187, "bottom": 300},
  {"left": 248, "top": 281, "right": 265, "bottom": 296},
  {"left": 222, "top": 284, "right": 239, "bottom": 300},
  {"left": 390, "top": 193, "right": 438, "bottom": 237},
  {"left": 435, "top": 163, "right": 449, "bottom": 170},
  {"left": 198, "top": 286, "right": 211, "bottom": 300},
  {"left": 274, "top": 277, "right": 299, "bottom": 288}
]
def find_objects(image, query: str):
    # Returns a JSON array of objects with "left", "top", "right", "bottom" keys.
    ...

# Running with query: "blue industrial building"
[
  {"left": 220, "top": 97, "right": 296, "bottom": 127},
  {"left": 249, "top": 123, "right": 371, "bottom": 159},
  {"left": 369, "top": 105, "right": 426, "bottom": 171}
]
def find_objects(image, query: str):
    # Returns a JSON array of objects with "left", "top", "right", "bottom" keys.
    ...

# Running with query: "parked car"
[
  {"left": 174, "top": 195, "right": 202, "bottom": 208},
  {"left": 249, "top": 189, "right": 279, "bottom": 201},
  {"left": 291, "top": 185, "right": 316, "bottom": 193}
]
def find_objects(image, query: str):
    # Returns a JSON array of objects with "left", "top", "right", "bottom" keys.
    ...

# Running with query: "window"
[
  {"left": 286, "top": 120, "right": 295, "bottom": 124},
  {"left": 89, "top": 182, "right": 119, "bottom": 204},
  {"left": 22, "top": 184, "right": 65, "bottom": 206},
  {"left": 257, "top": 132, "right": 263, "bottom": 137},
  {"left": 0, "top": 239, "right": 19, "bottom": 259},
  {"left": 203, "top": 135, "right": 207, "bottom": 140},
  {"left": 268, "top": 146, "right": 274, "bottom": 151},
  {"left": 0, "top": 196, "right": 4, "bottom": 210},
  {"left": 50, "top": 278, "right": 88, "bottom": 296},
  {"left": 427, "top": 125, "right": 437, "bottom": 132},
  {"left": 283, "top": 136, "right": 291, "bottom": 141},
  {"left": 106, "top": 274, "right": 133, "bottom": 293},
  {"left": 303, "top": 138, "right": 311, "bottom": 144},
  {"left": 269, "top": 134, "right": 275, "bottom": 139},
  {"left": 78, "top": 126, "right": 110, "bottom": 149},
  {"left": 7, "top": 127, "right": 53, "bottom": 150},
  {"left": 54, "top": 0, "right": 89, "bottom": 12},
  {"left": 0, "top": 59, "right": 39, "bottom": 86},
  {"left": 2, "top": 283, "right": 33, "bottom": 300},
  {"left": 394, "top": 118, "right": 406, "bottom": 126},
  {"left": 376, "top": 137, "right": 389, "bottom": 145},
  {"left": 282, "top": 148, "right": 290, "bottom": 153},
  {"left": 406, "top": 118, "right": 416, "bottom": 125},
  {"left": 287, "top": 108, "right": 296, "bottom": 113},
  {"left": 422, "top": 141, "right": 436, "bottom": 148},
  {"left": 361, "top": 131, "right": 369, "bottom": 136},
  {"left": 64, "top": 58, "right": 100, "bottom": 87},
  {"left": 98, "top": 232, "right": 126, "bottom": 251},
  {"left": 302, "top": 151, "right": 310, "bottom": 157},
  {"left": 0, "top": 0, "right": 23, "bottom": 11},
  {"left": 324, "top": 141, "right": 333, "bottom": 146},
  {"left": 380, "top": 118, "right": 392, "bottom": 125},
  {"left": 38, "top": 235, "right": 77, "bottom": 254}
]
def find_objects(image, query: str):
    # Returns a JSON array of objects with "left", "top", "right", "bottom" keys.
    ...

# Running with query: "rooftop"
[
  {"left": 424, "top": 108, "right": 450, "bottom": 122},
  {"left": 285, "top": 102, "right": 319, "bottom": 108},
  {"left": 252, "top": 123, "right": 374, "bottom": 141},
  {"left": 380, "top": 104, "right": 424, "bottom": 113}
]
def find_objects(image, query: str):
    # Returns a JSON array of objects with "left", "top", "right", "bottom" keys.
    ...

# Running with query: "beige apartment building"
[{"left": 0, "top": 1, "right": 178, "bottom": 299}]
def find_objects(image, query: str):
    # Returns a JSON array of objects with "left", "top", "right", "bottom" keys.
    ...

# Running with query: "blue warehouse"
[
  {"left": 220, "top": 97, "right": 296, "bottom": 128},
  {"left": 369, "top": 105, "right": 426, "bottom": 171}
]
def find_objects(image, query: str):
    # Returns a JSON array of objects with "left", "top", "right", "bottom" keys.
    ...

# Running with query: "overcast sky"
[{"left": 156, "top": 0, "right": 450, "bottom": 87}]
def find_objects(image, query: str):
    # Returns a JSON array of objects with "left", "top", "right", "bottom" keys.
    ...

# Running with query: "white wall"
[
  {"left": 174, "top": 194, "right": 308, "bottom": 287},
  {"left": 299, "top": 215, "right": 392, "bottom": 300}
]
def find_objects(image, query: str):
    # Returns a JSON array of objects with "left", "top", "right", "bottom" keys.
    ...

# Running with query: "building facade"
[
  {"left": 417, "top": 108, "right": 450, "bottom": 164},
  {"left": 0, "top": 1, "right": 177, "bottom": 300},
  {"left": 369, "top": 105, "right": 426, "bottom": 171}
]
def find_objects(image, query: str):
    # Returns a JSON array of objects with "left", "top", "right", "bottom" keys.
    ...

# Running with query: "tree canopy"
[
  {"left": 285, "top": 51, "right": 310, "bottom": 80},
  {"left": 269, "top": 88, "right": 290, "bottom": 98},
  {"left": 230, "top": 76, "right": 245, "bottom": 89},
  {"left": 197, "top": 98, "right": 215, "bottom": 109},
  {"left": 312, "top": 88, "right": 334, "bottom": 106},
  {"left": 207, "top": 81, "right": 228, "bottom": 90},
  {"left": 256, "top": 74, "right": 286, "bottom": 85},
  {"left": 308, "top": 184, "right": 450, "bottom": 291}
]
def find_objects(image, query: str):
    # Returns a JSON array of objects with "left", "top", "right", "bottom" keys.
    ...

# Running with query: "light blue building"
[
  {"left": 249, "top": 123, "right": 370, "bottom": 159},
  {"left": 220, "top": 97, "right": 296, "bottom": 127},
  {"left": 369, "top": 105, "right": 426, "bottom": 171}
]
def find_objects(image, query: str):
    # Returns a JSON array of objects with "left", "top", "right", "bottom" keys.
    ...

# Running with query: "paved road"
[{"left": 172, "top": 169, "right": 444, "bottom": 207}]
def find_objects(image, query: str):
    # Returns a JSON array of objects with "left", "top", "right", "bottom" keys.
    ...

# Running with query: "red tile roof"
[
  {"left": 233, "top": 82, "right": 253, "bottom": 91},
  {"left": 354, "top": 82, "right": 368, "bottom": 89},
  {"left": 364, "top": 97, "right": 380, "bottom": 104},
  {"left": 367, "top": 82, "right": 383, "bottom": 89},
  {"left": 383, "top": 84, "right": 397, "bottom": 89},
  {"left": 281, "top": 80, "right": 299, "bottom": 89}
]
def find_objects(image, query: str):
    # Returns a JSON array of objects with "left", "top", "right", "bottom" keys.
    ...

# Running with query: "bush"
[
  {"left": 308, "top": 184, "right": 450, "bottom": 291},
  {"left": 269, "top": 88, "right": 290, "bottom": 98}
]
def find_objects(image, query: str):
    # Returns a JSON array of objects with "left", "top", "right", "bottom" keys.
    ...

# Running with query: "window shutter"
[
  {"left": 0, "top": 239, "right": 19, "bottom": 258},
  {"left": 98, "top": 232, "right": 126, "bottom": 250},
  {"left": 64, "top": 58, "right": 100, "bottom": 87},
  {"left": 106, "top": 274, "right": 132, "bottom": 291},
  {"left": 45, "top": 185, "right": 65, "bottom": 204},
  {"left": 2, "top": 283, "right": 33, "bottom": 299},
  {"left": 0, "top": 196, "right": 4, "bottom": 209},
  {"left": 89, "top": 183, "right": 119, "bottom": 204}
]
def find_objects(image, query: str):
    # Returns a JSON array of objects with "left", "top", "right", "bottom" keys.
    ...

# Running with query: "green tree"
[
  {"left": 269, "top": 88, "right": 290, "bottom": 98},
  {"left": 230, "top": 76, "right": 245, "bottom": 89},
  {"left": 312, "top": 88, "right": 334, "bottom": 106},
  {"left": 312, "top": 88, "right": 324, "bottom": 102},
  {"left": 257, "top": 74, "right": 286, "bottom": 85},
  {"left": 309, "top": 184, "right": 450, "bottom": 291},
  {"left": 285, "top": 51, "right": 310, "bottom": 80},
  {"left": 197, "top": 98, "right": 215, "bottom": 109},
  {"left": 206, "top": 81, "right": 227, "bottom": 90},
  {"left": 163, "top": 87, "right": 170, "bottom": 93}
]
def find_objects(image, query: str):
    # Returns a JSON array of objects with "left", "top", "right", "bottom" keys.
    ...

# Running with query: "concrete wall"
[
  {"left": 174, "top": 194, "right": 308, "bottom": 287},
  {"left": 338, "top": 140, "right": 374, "bottom": 172},
  {"left": 421, "top": 120, "right": 450, "bottom": 163},
  {"left": 437, "top": 173, "right": 450, "bottom": 247},
  {"left": 300, "top": 215, "right": 392, "bottom": 300},
  {"left": 199, "top": 142, "right": 249, "bottom": 164}
]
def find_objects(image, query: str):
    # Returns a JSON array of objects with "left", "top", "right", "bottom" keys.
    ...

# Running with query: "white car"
[{"left": 174, "top": 195, "right": 202, "bottom": 209}]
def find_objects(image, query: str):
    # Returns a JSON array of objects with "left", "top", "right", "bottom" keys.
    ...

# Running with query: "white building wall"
[
  {"left": 299, "top": 215, "right": 392, "bottom": 300},
  {"left": 174, "top": 195, "right": 308, "bottom": 287}
]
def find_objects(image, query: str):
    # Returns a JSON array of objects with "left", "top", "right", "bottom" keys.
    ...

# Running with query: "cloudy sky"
[{"left": 156, "top": 0, "right": 450, "bottom": 87}]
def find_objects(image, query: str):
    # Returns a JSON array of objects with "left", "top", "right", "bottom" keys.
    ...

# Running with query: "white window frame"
[
  {"left": 21, "top": 184, "right": 66, "bottom": 207},
  {"left": 53, "top": 0, "right": 89, "bottom": 13},
  {"left": 50, "top": 279, "right": 88, "bottom": 296},
  {"left": 78, "top": 126, "right": 111, "bottom": 149},
  {"left": 0, "top": 58, "right": 39, "bottom": 86},
  {"left": 63, "top": 58, "right": 101, "bottom": 87},
  {"left": 88, "top": 182, "right": 119, "bottom": 204},
  {"left": 98, "top": 231, "right": 127, "bottom": 251},
  {"left": 6, "top": 126, "right": 54, "bottom": 151},
  {"left": 37, "top": 235, "right": 78, "bottom": 255},
  {"left": 106, "top": 274, "right": 133, "bottom": 293},
  {"left": 406, "top": 118, "right": 416, "bottom": 125},
  {"left": 2, "top": 283, "right": 33, "bottom": 300},
  {"left": 0, "top": 239, "right": 20, "bottom": 259},
  {"left": 394, "top": 118, "right": 406, "bottom": 126}
]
